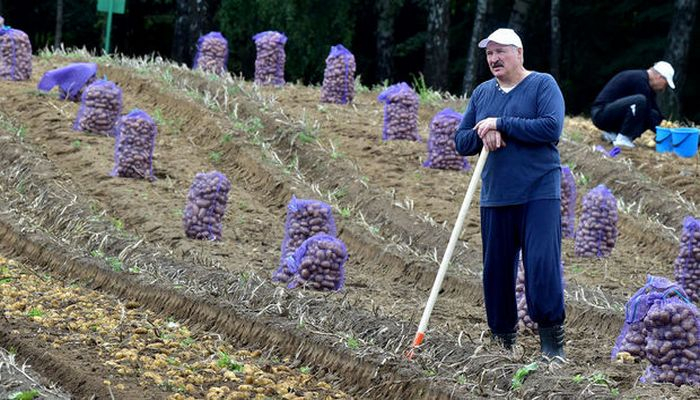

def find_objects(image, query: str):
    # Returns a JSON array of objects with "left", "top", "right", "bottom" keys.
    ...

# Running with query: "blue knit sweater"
[{"left": 455, "top": 72, "right": 565, "bottom": 206}]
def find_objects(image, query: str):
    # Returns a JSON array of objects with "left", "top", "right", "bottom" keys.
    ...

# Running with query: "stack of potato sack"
[
  {"left": 674, "top": 216, "right": 700, "bottom": 302},
  {"left": 74, "top": 79, "right": 122, "bottom": 136},
  {"left": 193, "top": 32, "right": 228, "bottom": 75},
  {"left": 182, "top": 171, "right": 231, "bottom": 241},
  {"left": 0, "top": 26, "right": 31, "bottom": 81},
  {"left": 320, "top": 44, "right": 356, "bottom": 104},
  {"left": 111, "top": 109, "right": 158, "bottom": 180},
  {"left": 377, "top": 82, "right": 421, "bottom": 141},
  {"left": 423, "top": 108, "right": 469, "bottom": 170},
  {"left": 252, "top": 31, "right": 287, "bottom": 86},
  {"left": 560, "top": 166, "right": 577, "bottom": 239},
  {"left": 37, "top": 63, "right": 97, "bottom": 101},
  {"left": 574, "top": 184, "right": 618, "bottom": 257}
]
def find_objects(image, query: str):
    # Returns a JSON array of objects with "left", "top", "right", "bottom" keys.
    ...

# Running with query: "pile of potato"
[
  {"left": 377, "top": 82, "right": 421, "bottom": 141},
  {"left": 641, "top": 296, "right": 700, "bottom": 386},
  {"left": 273, "top": 196, "right": 337, "bottom": 283},
  {"left": 194, "top": 32, "right": 228, "bottom": 75},
  {"left": 182, "top": 171, "right": 231, "bottom": 241},
  {"left": 574, "top": 184, "right": 618, "bottom": 257},
  {"left": 112, "top": 110, "right": 158, "bottom": 179},
  {"left": 561, "top": 166, "right": 577, "bottom": 239},
  {"left": 287, "top": 234, "right": 347, "bottom": 291},
  {"left": 320, "top": 44, "right": 356, "bottom": 104},
  {"left": 74, "top": 80, "right": 122, "bottom": 136},
  {"left": 0, "top": 27, "right": 32, "bottom": 81},
  {"left": 252, "top": 31, "right": 287, "bottom": 86},
  {"left": 423, "top": 108, "right": 468, "bottom": 170},
  {"left": 674, "top": 216, "right": 700, "bottom": 303}
]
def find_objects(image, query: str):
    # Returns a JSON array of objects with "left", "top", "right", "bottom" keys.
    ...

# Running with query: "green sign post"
[{"left": 97, "top": 0, "right": 126, "bottom": 54}]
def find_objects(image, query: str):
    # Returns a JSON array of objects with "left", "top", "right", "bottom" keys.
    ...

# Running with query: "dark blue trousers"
[{"left": 481, "top": 199, "right": 565, "bottom": 334}]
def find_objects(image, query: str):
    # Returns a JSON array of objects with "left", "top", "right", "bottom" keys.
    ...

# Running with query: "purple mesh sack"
[
  {"left": 0, "top": 27, "right": 32, "bottom": 81},
  {"left": 560, "top": 166, "right": 577, "bottom": 239},
  {"left": 252, "top": 31, "right": 287, "bottom": 86},
  {"left": 377, "top": 82, "right": 420, "bottom": 141},
  {"left": 182, "top": 171, "right": 231, "bottom": 241},
  {"left": 574, "top": 184, "right": 618, "bottom": 257},
  {"left": 286, "top": 234, "right": 347, "bottom": 291},
  {"left": 111, "top": 109, "right": 158, "bottom": 180},
  {"left": 273, "top": 196, "right": 337, "bottom": 283},
  {"left": 640, "top": 291, "right": 700, "bottom": 387},
  {"left": 516, "top": 255, "right": 566, "bottom": 332},
  {"left": 422, "top": 108, "right": 469, "bottom": 170},
  {"left": 193, "top": 32, "right": 229, "bottom": 75},
  {"left": 74, "top": 80, "right": 122, "bottom": 136},
  {"left": 611, "top": 275, "right": 681, "bottom": 361},
  {"left": 674, "top": 216, "right": 700, "bottom": 303},
  {"left": 37, "top": 63, "right": 97, "bottom": 101},
  {"left": 0, "top": 16, "right": 4, "bottom": 29},
  {"left": 320, "top": 44, "right": 356, "bottom": 104}
]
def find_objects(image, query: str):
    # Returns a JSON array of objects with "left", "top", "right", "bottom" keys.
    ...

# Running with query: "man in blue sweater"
[
  {"left": 591, "top": 61, "right": 675, "bottom": 148},
  {"left": 454, "top": 28, "right": 566, "bottom": 359}
]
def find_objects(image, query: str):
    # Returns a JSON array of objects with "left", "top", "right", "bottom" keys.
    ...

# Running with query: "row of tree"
[{"left": 1, "top": 1, "right": 697, "bottom": 121}]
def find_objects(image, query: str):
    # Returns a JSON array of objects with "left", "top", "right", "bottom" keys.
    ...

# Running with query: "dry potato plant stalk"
[
  {"left": 111, "top": 109, "right": 158, "bottom": 179},
  {"left": 74, "top": 80, "right": 123, "bottom": 136},
  {"left": 377, "top": 82, "right": 421, "bottom": 141},
  {"left": 0, "top": 27, "right": 32, "bottom": 81},
  {"left": 182, "top": 171, "right": 231, "bottom": 241},
  {"left": 423, "top": 108, "right": 469, "bottom": 170}
]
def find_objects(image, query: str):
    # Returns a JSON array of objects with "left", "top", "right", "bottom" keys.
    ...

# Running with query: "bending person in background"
[
  {"left": 591, "top": 61, "right": 675, "bottom": 148},
  {"left": 454, "top": 28, "right": 566, "bottom": 359}
]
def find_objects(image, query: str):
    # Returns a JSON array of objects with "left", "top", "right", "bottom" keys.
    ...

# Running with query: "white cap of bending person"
[
  {"left": 478, "top": 28, "right": 523, "bottom": 49},
  {"left": 653, "top": 61, "right": 675, "bottom": 89}
]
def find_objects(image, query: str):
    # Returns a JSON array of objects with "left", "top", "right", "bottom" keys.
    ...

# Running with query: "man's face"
[
  {"left": 649, "top": 70, "right": 668, "bottom": 92},
  {"left": 485, "top": 42, "right": 522, "bottom": 78}
]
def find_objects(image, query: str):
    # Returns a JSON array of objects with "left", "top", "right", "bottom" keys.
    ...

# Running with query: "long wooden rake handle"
[{"left": 407, "top": 148, "right": 489, "bottom": 359}]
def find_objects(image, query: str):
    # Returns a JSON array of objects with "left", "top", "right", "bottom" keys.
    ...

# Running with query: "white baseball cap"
[
  {"left": 478, "top": 28, "right": 523, "bottom": 49},
  {"left": 652, "top": 61, "right": 675, "bottom": 89}
]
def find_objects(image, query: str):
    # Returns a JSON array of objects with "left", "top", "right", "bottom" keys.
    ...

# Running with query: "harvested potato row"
[
  {"left": 74, "top": 80, "right": 122, "bottom": 136},
  {"left": 674, "top": 216, "right": 700, "bottom": 303},
  {"left": 574, "top": 184, "right": 618, "bottom": 257},
  {"left": 423, "top": 108, "right": 469, "bottom": 170},
  {"left": 287, "top": 234, "right": 347, "bottom": 291},
  {"left": 320, "top": 44, "right": 356, "bottom": 104},
  {"left": 193, "top": 32, "right": 228, "bottom": 75},
  {"left": 377, "top": 82, "right": 421, "bottom": 141},
  {"left": 111, "top": 109, "right": 158, "bottom": 179},
  {"left": 253, "top": 31, "right": 287, "bottom": 86},
  {"left": 273, "top": 196, "right": 337, "bottom": 283},
  {"left": 183, "top": 171, "right": 231, "bottom": 241},
  {"left": 561, "top": 166, "right": 577, "bottom": 239},
  {"left": 0, "top": 27, "right": 32, "bottom": 81}
]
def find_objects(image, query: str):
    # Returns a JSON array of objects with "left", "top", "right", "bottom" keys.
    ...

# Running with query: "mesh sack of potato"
[
  {"left": 0, "top": 27, "right": 32, "bottom": 81},
  {"left": 37, "top": 62, "right": 97, "bottom": 102},
  {"left": 273, "top": 196, "right": 337, "bottom": 283},
  {"left": 516, "top": 255, "right": 566, "bottom": 332},
  {"left": 422, "top": 108, "right": 469, "bottom": 170},
  {"left": 193, "top": 32, "right": 228, "bottom": 75},
  {"left": 286, "top": 234, "right": 347, "bottom": 291},
  {"left": 377, "top": 82, "right": 421, "bottom": 141},
  {"left": 74, "top": 80, "right": 122, "bottom": 136},
  {"left": 640, "top": 290, "right": 700, "bottom": 387},
  {"left": 111, "top": 109, "right": 158, "bottom": 179},
  {"left": 674, "top": 216, "right": 700, "bottom": 303},
  {"left": 252, "top": 31, "right": 287, "bottom": 86},
  {"left": 611, "top": 275, "right": 680, "bottom": 362},
  {"left": 560, "top": 166, "right": 577, "bottom": 239},
  {"left": 320, "top": 44, "right": 356, "bottom": 104},
  {"left": 574, "top": 184, "right": 618, "bottom": 257},
  {"left": 182, "top": 171, "right": 231, "bottom": 241}
]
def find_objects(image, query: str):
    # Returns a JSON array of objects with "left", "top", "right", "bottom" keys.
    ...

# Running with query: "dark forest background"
[{"left": 1, "top": 0, "right": 697, "bottom": 122}]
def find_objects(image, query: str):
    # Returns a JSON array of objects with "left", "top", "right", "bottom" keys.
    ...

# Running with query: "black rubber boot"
[
  {"left": 539, "top": 325, "right": 565, "bottom": 359},
  {"left": 492, "top": 331, "right": 517, "bottom": 350}
]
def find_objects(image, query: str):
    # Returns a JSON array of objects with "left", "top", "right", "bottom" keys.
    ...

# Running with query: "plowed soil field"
[{"left": 1, "top": 51, "right": 698, "bottom": 399}]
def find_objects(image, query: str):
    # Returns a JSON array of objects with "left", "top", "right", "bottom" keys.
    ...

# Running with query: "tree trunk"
[
  {"left": 172, "top": 0, "right": 190, "bottom": 64},
  {"left": 462, "top": 0, "right": 488, "bottom": 95},
  {"left": 54, "top": 0, "right": 64, "bottom": 49},
  {"left": 659, "top": 0, "right": 698, "bottom": 120},
  {"left": 508, "top": 0, "right": 535, "bottom": 36},
  {"left": 376, "top": 0, "right": 402, "bottom": 82},
  {"left": 424, "top": 0, "right": 450, "bottom": 90},
  {"left": 549, "top": 0, "right": 561, "bottom": 80}
]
